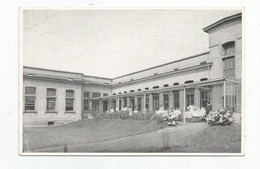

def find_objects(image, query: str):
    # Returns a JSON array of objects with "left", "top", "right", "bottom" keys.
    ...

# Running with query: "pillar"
[
  {"left": 134, "top": 96, "right": 138, "bottom": 110},
  {"left": 99, "top": 100, "right": 103, "bottom": 113},
  {"left": 149, "top": 93, "right": 153, "bottom": 113},
  {"left": 183, "top": 88, "right": 186, "bottom": 123},
  {"left": 116, "top": 97, "right": 119, "bottom": 111},
  {"left": 159, "top": 92, "right": 164, "bottom": 109},
  {"left": 89, "top": 92, "right": 93, "bottom": 112},
  {"left": 142, "top": 94, "right": 146, "bottom": 112},
  {"left": 127, "top": 97, "right": 130, "bottom": 111},
  {"left": 169, "top": 91, "right": 174, "bottom": 110},
  {"left": 194, "top": 88, "right": 200, "bottom": 108}
]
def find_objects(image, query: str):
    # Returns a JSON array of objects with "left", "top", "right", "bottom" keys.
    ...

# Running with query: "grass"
[
  {"left": 23, "top": 119, "right": 167, "bottom": 151},
  {"left": 167, "top": 124, "right": 241, "bottom": 153}
]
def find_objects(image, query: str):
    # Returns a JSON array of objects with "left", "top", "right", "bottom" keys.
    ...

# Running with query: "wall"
[
  {"left": 23, "top": 78, "right": 82, "bottom": 126},
  {"left": 207, "top": 17, "right": 242, "bottom": 80}
]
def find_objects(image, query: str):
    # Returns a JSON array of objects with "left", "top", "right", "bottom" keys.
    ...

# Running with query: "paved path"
[{"left": 36, "top": 123, "right": 208, "bottom": 152}]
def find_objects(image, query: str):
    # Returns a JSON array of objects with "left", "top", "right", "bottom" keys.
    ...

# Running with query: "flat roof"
[{"left": 203, "top": 13, "right": 242, "bottom": 33}]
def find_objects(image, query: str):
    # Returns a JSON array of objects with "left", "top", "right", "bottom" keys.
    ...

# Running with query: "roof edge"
[
  {"left": 203, "top": 13, "right": 242, "bottom": 33},
  {"left": 113, "top": 51, "right": 210, "bottom": 80}
]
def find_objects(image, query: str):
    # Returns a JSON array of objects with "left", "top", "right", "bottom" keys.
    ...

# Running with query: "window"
[
  {"left": 66, "top": 90, "right": 74, "bottom": 97},
  {"left": 222, "top": 41, "right": 235, "bottom": 56},
  {"left": 84, "top": 91, "right": 90, "bottom": 98},
  {"left": 163, "top": 94, "right": 169, "bottom": 109},
  {"left": 103, "top": 93, "right": 108, "bottom": 97},
  {"left": 173, "top": 82, "right": 179, "bottom": 86},
  {"left": 92, "top": 92, "right": 101, "bottom": 98},
  {"left": 164, "top": 84, "right": 169, "bottom": 87},
  {"left": 46, "top": 88, "right": 56, "bottom": 111},
  {"left": 24, "top": 87, "right": 36, "bottom": 111},
  {"left": 84, "top": 100, "right": 89, "bottom": 111},
  {"left": 173, "top": 92, "right": 179, "bottom": 109},
  {"left": 153, "top": 86, "right": 159, "bottom": 89},
  {"left": 201, "top": 90, "right": 210, "bottom": 108},
  {"left": 186, "top": 93, "right": 194, "bottom": 109},
  {"left": 223, "top": 57, "right": 235, "bottom": 78},
  {"left": 66, "top": 90, "right": 74, "bottom": 111},
  {"left": 145, "top": 96, "right": 149, "bottom": 110}
]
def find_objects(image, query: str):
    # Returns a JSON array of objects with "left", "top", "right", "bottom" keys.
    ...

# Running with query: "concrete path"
[{"left": 36, "top": 123, "right": 208, "bottom": 152}]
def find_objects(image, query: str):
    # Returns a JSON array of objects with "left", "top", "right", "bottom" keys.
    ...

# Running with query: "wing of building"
[{"left": 23, "top": 13, "right": 242, "bottom": 127}]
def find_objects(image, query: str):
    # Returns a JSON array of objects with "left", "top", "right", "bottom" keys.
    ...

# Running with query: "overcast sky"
[{"left": 23, "top": 9, "right": 240, "bottom": 78}]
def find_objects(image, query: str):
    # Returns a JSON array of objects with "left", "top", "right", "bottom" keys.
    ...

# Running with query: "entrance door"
[
  {"left": 153, "top": 95, "right": 159, "bottom": 111},
  {"left": 103, "top": 101, "right": 108, "bottom": 112}
]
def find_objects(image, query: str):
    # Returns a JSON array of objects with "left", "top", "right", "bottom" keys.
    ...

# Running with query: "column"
[
  {"left": 169, "top": 91, "right": 174, "bottom": 110},
  {"left": 159, "top": 92, "right": 164, "bottom": 109},
  {"left": 134, "top": 96, "right": 138, "bottom": 110},
  {"left": 126, "top": 97, "right": 130, "bottom": 111},
  {"left": 183, "top": 88, "right": 186, "bottom": 123},
  {"left": 89, "top": 92, "right": 93, "bottom": 112},
  {"left": 142, "top": 94, "right": 146, "bottom": 112},
  {"left": 99, "top": 100, "right": 103, "bottom": 113},
  {"left": 116, "top": 97, "right": 119, "bottom": 111},
  {"left": 194, "top": 88, "right": 200, "bottom": 108},
  {"left": 149, "top": 93, "right": 153, "bottom": 113}
]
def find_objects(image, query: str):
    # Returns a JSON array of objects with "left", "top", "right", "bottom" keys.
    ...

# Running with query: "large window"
[
  {"left": 145, "top": 96, "right": 149, "bottom": 110},
  {"left": 137, "top": 98, "right": 142, "bottom": 111},
  {"left": 24, "top": 87, "right": 36, "bottom": 111},
  {"left": 84, "top": 100, "right": 89, "bottom": 111},
  {"left": 222, "top": 41, "right": 235, "bottom": 56},
  {"left": 173, "top": 92, "right": 179, "bottom": 109},
  {"left": 186, "top": 90, "right": 194, "bottom": 109},
  {"left": 46, "top": 88, "right": 56, "bottom": 111},
  {"left": 66, "top": 90, "right": 74, "bottom": 111},
  {"left": 224, "top": 57, "right": 235, "bottom": 78},
  {"left": 163, "top": 94, "right": 169, "bottom": 109}
]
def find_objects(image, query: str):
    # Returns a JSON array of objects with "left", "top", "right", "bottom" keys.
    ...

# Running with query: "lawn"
[
  {"left": 167, "top": 124, "right": 241, "bottom": 153},
  {"left": 23, "top": 119, "right": 167, "bottom": 151}
]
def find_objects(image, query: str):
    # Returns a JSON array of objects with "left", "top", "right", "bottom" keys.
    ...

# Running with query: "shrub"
[{"left": 206, "top": 108, "right": 234, "bottom": 126}]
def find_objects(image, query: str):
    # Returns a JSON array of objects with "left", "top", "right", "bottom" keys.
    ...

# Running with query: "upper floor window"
[
  {"left": 223, "top": 57, "right": 236, "bottom": 78},
  {"left": 24, "top": 87, "right": 36, "bottom": 111},
  {"left": 103, "top": 93, "right": 109, "bottom": 97},
  {"left": 66, "top": 90, "right": 74, "bottom": 111},
  {"left": 46, "top": 88, "right": 56, "bottom": 111},
  {"left": 222, "top": 41, "right": 235, "bottom": 56}
]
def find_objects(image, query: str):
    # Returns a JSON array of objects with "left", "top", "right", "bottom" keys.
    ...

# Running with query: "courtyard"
[{"left": 23, "top": 119, "right": 241, "bottom": 153}]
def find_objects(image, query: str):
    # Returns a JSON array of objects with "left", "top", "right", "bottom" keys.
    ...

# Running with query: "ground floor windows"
[
  {"left": 173, "top": 92, "right": 179, "bottom": 109},
  {"left": 46, "top": 88, "right": 56, "bottom": 111},
  {"left": 92, "top": 100, "right": 99, "bottom": 112},
  {"left": 200, "top": 90, "right": 210, "bottom": 108},
  {"left": 65, "top": 98, "right": 74, "bottom": 111},
  {"left": 84, "top": 100, "right": 89, "bottom": 111},
  {"left": 24, "top": 86, "right": 36, "bottom": 111},
  {"left": 137, "top": 98, "right": 142, "bottom": 111},
  {"left": 25, "top": 96, "right": 36, "bottom": 111},
  {"left": 153, "top": 95, "right": 160, "bottom": 111},
  {"left": 46, "top": 97, "right": 56, "bottom": 111},
  {"left": 145, "top": 96, "right": 149, "bottom": 110},
  {"left": 186, "top": 93, "right": 194, "bottom": 108}
]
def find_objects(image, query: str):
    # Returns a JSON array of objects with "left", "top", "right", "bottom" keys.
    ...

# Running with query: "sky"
[{"left": 23, "top": 9, "right": 241, "bottom": 78}]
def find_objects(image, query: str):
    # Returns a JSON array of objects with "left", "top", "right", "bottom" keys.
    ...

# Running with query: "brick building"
[{"left": 23, "top": 13, "right": 242, "bottom": 127}]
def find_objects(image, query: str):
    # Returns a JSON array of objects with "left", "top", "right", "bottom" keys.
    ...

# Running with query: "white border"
[{"left": 19, "top": 7, "right": 245, "bottom": 156}]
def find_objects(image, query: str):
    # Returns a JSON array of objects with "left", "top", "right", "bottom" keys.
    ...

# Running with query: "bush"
[{"left": 206, "top": 108, "right": 234, "bottom": 126}]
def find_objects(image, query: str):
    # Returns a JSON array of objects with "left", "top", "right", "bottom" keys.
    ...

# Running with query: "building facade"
[{"left": 23, "top": 13, "right": 242, "bottom": 127}]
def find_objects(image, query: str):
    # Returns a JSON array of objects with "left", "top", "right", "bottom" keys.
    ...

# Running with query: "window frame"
[
  {"left": 223, "top": 56, "right": 236, "bottom": 78},
  {"left": 46, "top": 88, "right": 57, "bottom": 112},
  {"left": 65, "top": 89, "right": 75, "bottom": 112},
  {"left": 163, "top": 94, "right": 169, "bottom": 110},
  {"left": 24, "top": 86, "right": 37, "bottom": 112}
]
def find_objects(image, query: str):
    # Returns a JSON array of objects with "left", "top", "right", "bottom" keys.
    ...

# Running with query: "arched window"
[
  {"left": 173, "top": 82, "right": 179, "bottom": 86},
  {"left": 200, "top": 78, "right": 208, "bottom": 81},
  {"left": 103, "top": 93, "right": 109, "bottom": 97},
  {"left": 145, "top": 87, "right": 149, "bottom": 90},
  {"left": 137, "top": 89, "right": 142, "bottom": 91},
  {"left": 163, "top": 84, "right": 169, "bottom": 87},
  {"left": 24, "top": 86, "right": 36, "bottom": 111},
  {"left": 130, "top": 90, "right": 135, "bottom": 93}
]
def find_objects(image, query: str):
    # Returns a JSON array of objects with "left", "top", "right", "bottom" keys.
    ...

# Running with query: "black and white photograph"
[{"left": 20, "top": 8, "right": 244, "bottom": 155}]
